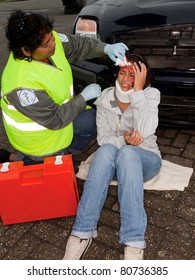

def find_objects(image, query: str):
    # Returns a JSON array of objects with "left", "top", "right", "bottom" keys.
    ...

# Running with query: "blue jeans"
[
  {"left": 72, "top": 144, "right": 162, "bottom": 249},
  {"left": 23, "top": 108, "right": 96, "bottom": 165},
  {"left": 64, "top": 108, "right": 96, "bottom": 155}
]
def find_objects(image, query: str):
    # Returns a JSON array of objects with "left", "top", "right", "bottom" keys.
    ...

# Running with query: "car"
[
  {"left": 62, "top": 0, "right": 87, "bottom": 14},
  {"left": 70, "top": 0, "right": 195, "bottom": 128}
]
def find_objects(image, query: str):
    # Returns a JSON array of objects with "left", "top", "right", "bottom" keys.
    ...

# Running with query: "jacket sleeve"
[
  {"left": 129, "top": 87, "right": 160, "bottom": 137},
  {"left": 62, "top": 34, "right": 107, "bottom": 63},
  {"left": 6, "top": 89, "right": 86, "bottom": 130},
  {"left": 96, "top": 104, "right": 126, "bottom": 148}
]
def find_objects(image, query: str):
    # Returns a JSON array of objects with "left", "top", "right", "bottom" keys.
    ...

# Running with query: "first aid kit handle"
[
  {"left": 20, "top": 155, "right": 63, "bottom": 186},
  {"left": 20, "top": 164, "right": 44, "bottom": 186},
  {"left": 0, "top": 162, "right": 10, "bottom": 172},
  {"left": 54, "top": 155, "right": 63, "bottom": 165}
]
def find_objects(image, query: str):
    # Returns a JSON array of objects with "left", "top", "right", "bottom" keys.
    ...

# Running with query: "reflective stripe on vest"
[
  {"left": 2, "top": 111, "right": 47, "bottom": 131},
  {"left": 70, "top": 85, "right": 74, "bottom": 97}
]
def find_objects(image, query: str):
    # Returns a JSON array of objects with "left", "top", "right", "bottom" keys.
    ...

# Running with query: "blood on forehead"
[{"left": 121, "top": 64, "right": 134, "bottom": 71}]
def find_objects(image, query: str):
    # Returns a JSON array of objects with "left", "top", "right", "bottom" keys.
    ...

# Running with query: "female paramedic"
[{"left": 1, "top": 10, "right": 128, "bottom": 165}]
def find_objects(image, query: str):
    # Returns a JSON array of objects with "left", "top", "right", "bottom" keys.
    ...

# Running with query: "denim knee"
[
  {"left": 116, "top": 146, "right": 139, "bottom": 165},
  {"left": 96, "top": 144, "right": 118, "bottom": 163}
]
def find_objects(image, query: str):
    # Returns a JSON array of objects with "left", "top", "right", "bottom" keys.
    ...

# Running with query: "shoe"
[
  {"left": 124, "top": 246, "right": 144, "bottom": 260},
  {"left": 62, "top": 235, "right": 92, "bottom": 260}
]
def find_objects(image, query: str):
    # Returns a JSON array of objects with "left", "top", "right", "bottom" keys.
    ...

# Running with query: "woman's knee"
[
  {"left": 117, "top": 146, "right": 139, "bottom": 163},
  {"left": 95, "top": 144, "right": 118, "bottom": 162}
]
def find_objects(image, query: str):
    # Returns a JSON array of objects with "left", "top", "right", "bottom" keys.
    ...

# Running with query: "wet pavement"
[{"left": 0, "top": 1, "right": 194, "bottom": 260}]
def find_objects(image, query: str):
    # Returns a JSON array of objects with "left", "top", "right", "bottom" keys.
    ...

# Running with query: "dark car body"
[{"left": 71, "top": 0, "right": 195, "bottom": 128}]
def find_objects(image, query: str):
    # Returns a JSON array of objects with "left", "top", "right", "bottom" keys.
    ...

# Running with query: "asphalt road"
[{"left": 0, "top": 0, "right": 63, "bottom": 12}]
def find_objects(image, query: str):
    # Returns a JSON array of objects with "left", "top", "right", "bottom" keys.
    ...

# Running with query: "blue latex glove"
[
  {"left": 104, "top": 43, "right": 129, "bottom": 63},
  {"left": 80, "top": 83, "right": 102, "bottom": 101}
]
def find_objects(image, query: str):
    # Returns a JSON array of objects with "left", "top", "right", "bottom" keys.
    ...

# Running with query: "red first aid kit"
[{"left": 0, "top": 155, "right": 79, "bottom": 225}]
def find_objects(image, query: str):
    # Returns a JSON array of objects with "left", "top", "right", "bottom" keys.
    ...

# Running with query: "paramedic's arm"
[
  {"left": 60, "top": 33, "right": 106, "bottom": 63},
  {"left": 6, "top": 89, "right": 86, "bottom": 130}
]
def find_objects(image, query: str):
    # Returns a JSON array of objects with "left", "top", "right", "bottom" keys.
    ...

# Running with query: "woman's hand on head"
[{"left": 133, "top": 62, "right": 147, "bottom": 91}]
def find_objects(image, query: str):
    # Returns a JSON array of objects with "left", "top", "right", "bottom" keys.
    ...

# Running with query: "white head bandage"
[{"left": 115, "top": 56, "right": 132, "bottom": 67}]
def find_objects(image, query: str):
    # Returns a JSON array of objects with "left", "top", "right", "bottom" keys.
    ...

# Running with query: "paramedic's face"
[
  {"left": 32, "top": 32, "right": 56, "bottom": 61},
  {"left": 117, "top": 66, "right": 135, "bottom": 91}
]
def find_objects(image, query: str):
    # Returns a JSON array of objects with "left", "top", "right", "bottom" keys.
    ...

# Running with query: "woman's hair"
[
  {"left": 5, "top": 10, "right": 54, "bottom": 60},
  {"left": 117, "top": 52, "right": 154, "bottom": 88}
]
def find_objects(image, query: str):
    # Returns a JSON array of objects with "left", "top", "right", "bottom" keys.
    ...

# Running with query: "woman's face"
[
  {"left": 32, "top": 32, "right": 56, "bottom": 61},
  {"left": 117, "top": 65, "right": 135, "bottom": 91}
]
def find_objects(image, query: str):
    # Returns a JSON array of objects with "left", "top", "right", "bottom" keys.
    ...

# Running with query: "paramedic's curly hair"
[{"left": 5, "top": 10, "right": 54, "bottom": 60}]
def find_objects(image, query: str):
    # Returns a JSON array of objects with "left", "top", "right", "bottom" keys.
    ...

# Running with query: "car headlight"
[{"left": 75, "top": 18, "right": 98, "bottom": 38}]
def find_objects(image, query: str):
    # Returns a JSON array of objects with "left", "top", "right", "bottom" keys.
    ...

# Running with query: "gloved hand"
[
  {"left": 80, "top": 83, "right": 102, "bottom": 101},
  {"left": 104, "top": 43, "right": 129, "bottom": 63}
]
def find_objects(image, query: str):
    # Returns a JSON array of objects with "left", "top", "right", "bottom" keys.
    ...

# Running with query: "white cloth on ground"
[{"left": 76, "top": 153, "right": 193, "bottom": 191}]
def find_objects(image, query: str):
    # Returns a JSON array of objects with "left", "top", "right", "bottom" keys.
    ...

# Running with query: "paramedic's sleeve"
[
  {"left": 62, "top": 34, "right": 106, "bottom": 63},
  {"left": 6, "top": 89, "right": 86, "bottom": 130}
]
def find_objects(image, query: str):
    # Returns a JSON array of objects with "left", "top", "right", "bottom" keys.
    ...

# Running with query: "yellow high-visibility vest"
[{"left": 1, "top": 31, "right": 73, "bottom": 157}]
